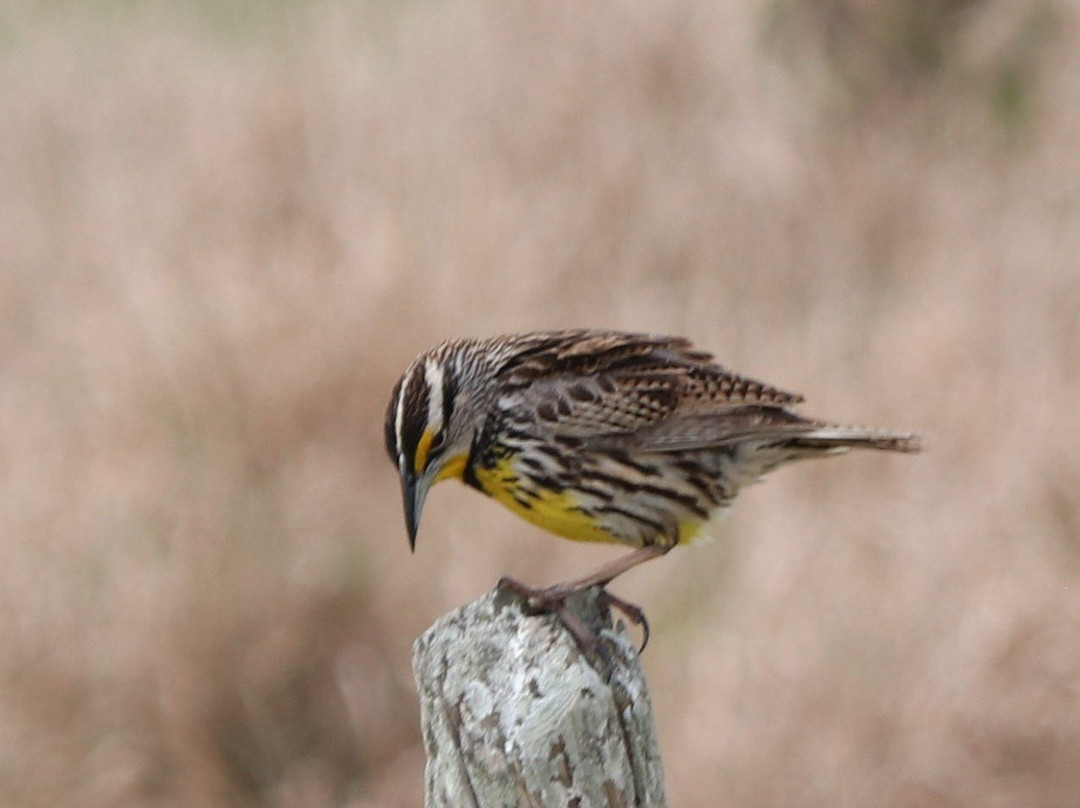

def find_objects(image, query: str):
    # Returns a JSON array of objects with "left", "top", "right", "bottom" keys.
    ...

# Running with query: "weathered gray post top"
[{"left": 413, "top": 585, "right": 668, "bottom": 808}]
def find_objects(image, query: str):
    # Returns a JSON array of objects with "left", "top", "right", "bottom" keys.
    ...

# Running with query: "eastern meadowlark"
[{"left": 385, "top": 329, "right": 919, "bottom": 640}]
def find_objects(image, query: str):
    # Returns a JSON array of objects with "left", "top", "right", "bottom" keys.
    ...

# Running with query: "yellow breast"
[
  {"left": 470, "top": 455, "right": 706, "bottom": 546},
  {"left": 472, "top": 459, "right": 618, "bottom": 543}
]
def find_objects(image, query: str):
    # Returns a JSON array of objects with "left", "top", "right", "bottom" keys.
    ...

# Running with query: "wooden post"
[{"left": 412, "top": 584, "right": 668, "bottom": 808}]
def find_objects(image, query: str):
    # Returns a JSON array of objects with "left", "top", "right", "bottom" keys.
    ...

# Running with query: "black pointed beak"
[{"left": 401, "top": 470, "right": 421, "bottom": 552}]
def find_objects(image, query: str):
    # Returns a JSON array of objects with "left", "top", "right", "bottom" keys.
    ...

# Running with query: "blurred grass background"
[{"left": 1, "top": 0, "right": 1078, "bottom": 805}]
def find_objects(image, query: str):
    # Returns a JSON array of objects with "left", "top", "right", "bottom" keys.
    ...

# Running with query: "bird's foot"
[{"left": 497, "top": 577, "right": 650, "bottom": 655}]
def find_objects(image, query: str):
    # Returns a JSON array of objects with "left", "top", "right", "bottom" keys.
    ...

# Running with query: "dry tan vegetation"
[{"left": 1, "top": 0, "right": 1078, "bottom": 805}]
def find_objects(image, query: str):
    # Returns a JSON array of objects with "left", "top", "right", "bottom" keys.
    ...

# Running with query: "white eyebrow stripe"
[
  {"left": 394, "top": 365, "right": 413, "bottom": 461},
  {"left": 424, "top": 358, "right": 445, "bottom": 434}
]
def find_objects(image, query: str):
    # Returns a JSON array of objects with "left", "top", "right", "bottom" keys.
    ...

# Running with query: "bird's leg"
[
  {"left": 551, "top": 544, "right": 670, "bottom": 592},
  {"left": 498, "top": 544, "right": 670, "bottom": 652}
]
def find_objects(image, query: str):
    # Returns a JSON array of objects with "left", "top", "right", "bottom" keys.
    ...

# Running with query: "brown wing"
[
  {"left": 492, "top": 330, "right": 813, "bottom": 448},
  {"left": 581, "top": 408, "right": 822, "bottom": 452}
]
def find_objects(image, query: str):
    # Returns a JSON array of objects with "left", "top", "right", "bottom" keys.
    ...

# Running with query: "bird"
[{"left": 385, "top": 329, "right": 919, "bottom": 644}]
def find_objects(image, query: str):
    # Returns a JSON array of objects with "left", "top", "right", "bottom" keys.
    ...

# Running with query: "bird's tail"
[{"left": 788, "top": 424, "right": 922, "bottom": 454}]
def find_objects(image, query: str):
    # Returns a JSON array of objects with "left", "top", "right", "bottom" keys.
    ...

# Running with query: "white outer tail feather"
[{"left": 796, "top": 425, "right": 922, "bottom": 454}]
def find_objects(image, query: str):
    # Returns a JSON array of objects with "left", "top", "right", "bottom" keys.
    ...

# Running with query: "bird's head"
[{"left": 384, "top": 343, "right": 488, "bottom": 550}]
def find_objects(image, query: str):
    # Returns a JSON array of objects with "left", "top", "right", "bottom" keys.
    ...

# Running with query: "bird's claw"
[{"left": 597, "top": 588, "right": 651, "bottom": 653}]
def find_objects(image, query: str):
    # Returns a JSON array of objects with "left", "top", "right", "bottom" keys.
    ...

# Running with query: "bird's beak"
[{"left": 400, "top": 467, "right": 430, "bottom": 552}]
